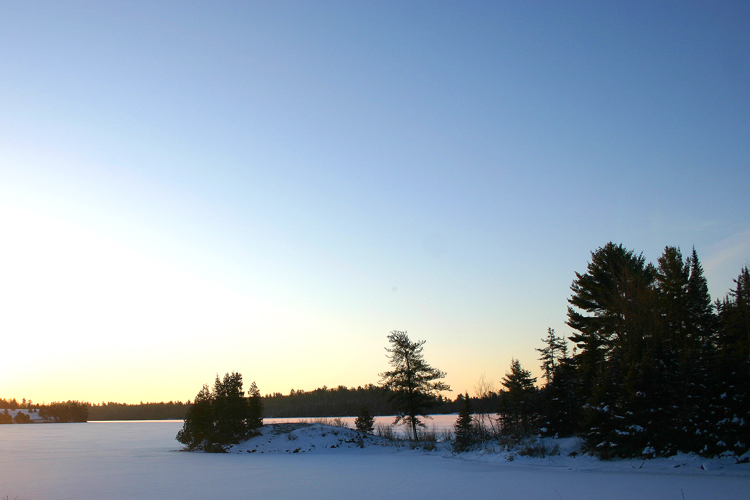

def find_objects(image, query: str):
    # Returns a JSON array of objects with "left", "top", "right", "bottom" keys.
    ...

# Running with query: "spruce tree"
[
  {"left": 354, "top": 406, "right": 375, "bottom": 433},
  {"left": 711, "top": 266, "right": 750, "bottom": 458},
  {"left": 247, "top": 381, "right": 264, "bottom": 430},
  {"left": 537, "top": 354, "right": 580, "bottom": 437},
  {"left": 686, "top": 248, "right": 717, "bottom": 346},
  {"left": 497, "top": 358, "right": 537, "bottom": 436},
  {"left": 453, "top": 393, "right": 475, "bottom": 452}
]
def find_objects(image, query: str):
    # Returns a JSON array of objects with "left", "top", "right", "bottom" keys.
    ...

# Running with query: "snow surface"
[
  {"left": 1, "top": 419, "right": 748, "bottom": 500},
  {"left": 1, "top": 409, "right": 44, "bottom": 422}
]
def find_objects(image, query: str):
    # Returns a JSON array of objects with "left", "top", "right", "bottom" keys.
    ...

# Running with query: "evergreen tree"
[
  {"left": 536, "top": 328, "right": 567, "bottom": 385},
  {"left": 354, "top": 406, "right": 375, "bottom": 433},
  {"left": 212, "top": 372, "right": 250, "bottom": 445},
  {"left": 710, "top": 266, "right": 750, "bottom": 458},
  {"left": 655, "top": 246, "right": 690, "bottom": 349},
  {"left": 0, "top": 409, "right": 12, "bottom": 424},
  {"left": 453, "top": 392, "right": 475, "bottom": 452},
  {"left": 497, "top": 358, "right": 537, "bottom": 436},
  {"left": 717, "top": 266, "right": 750, "bottom": 362},
  {"left": 567, "top": 243, "right": 656, "bottom": 401},
  {"left": 379, "top": 331, "right": 450, "bottom": 440},
  {"left": 176, "top": 373, "right": 264, "bottom": 452},
  {"left": 537, "top": 354, "right": 581, "bottom": 437},
  {"left": 247, "top": 381, "right": 264, "bottom": 430},
  {"left": 567, "top": 243, "right": 661, "bottom": 457},
  {"left": 13, "top": 411, "right": 31, "bottom": 424},
  {"left": 176, "top": 384, "right": 214, "bottom": 450},
  {"left": 686, "top": 248, "right": 717, "bottom": 346}
]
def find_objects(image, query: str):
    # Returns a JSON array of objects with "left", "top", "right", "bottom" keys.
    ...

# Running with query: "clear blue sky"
[{"left": 2, "top": 1, "right": 748, "bottom": 404}]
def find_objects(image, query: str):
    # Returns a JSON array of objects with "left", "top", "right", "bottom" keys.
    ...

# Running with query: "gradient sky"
[{"left": 2, "top": 1, "right": 749, "bottom": 405}]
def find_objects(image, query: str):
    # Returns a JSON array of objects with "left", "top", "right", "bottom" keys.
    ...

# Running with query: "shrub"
[
  {"left": 375, "top": 423, "right": 395, "bottom": 440},
  {"left": 517, "top": 438, "right": 560, "bottom": 458}
]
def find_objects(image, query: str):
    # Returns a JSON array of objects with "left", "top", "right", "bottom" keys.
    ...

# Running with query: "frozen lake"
[
  {"left": 1, "top": 420, "right": 748, "bottom": 500},
  {"left": 265, "top": 413, "right": 461, "bottom": 436}
]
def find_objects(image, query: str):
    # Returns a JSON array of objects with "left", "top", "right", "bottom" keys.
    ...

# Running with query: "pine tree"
[
  {"left": 379, "top": 331, "right": 450, "bottom": 440},
  {"left": 567, "top": 243, "right": 659, "bottom": 457},
  {"left": 453, "top": 393, "right": 475, "bottom": 452},
  {"left": 536, "top": 328, "right": 567, "bottom": 385},
  {"left": 567, "top": 243, "right": 656, "bottom": 401}
]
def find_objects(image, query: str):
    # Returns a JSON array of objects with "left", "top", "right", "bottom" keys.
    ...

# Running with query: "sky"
[{"left": 1, "top": 1, "right": 749, "bottom": 405}]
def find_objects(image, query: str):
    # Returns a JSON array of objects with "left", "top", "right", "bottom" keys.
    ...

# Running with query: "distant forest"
[
  {"left": 3, "top": 243, "right": 748, "bottom": 459},
  {"left": 1, "top": 390, "right": 465, "bottom": 421},
  {"left": 0, "top": 399, "right": 88, "bottom": 423}
]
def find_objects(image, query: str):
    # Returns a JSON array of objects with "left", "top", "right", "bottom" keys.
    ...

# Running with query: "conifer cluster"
[
  {"left": 530, "top": 243, "right": 749, "bottom": 458},
  {"left": 176, "top": 372, "right": 263, "bottom": 452}
]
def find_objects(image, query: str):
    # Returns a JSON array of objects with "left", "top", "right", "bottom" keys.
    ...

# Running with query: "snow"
[
  {"left": 1, "top": 419, "right": 748, "bottom": 500},
  {"left": 1, "top": 409, "right": 44, "bottom": 422}
]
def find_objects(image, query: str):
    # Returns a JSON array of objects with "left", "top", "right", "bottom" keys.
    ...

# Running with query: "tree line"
[
  {"left": 489, "top": 243, "right": 749, "bottom": 459},
  {"left": 87, "top": 401, "right": 190, "bottom": 420},
  {"left": 0, "top": 400, "right": 88, "bottom": 423}
]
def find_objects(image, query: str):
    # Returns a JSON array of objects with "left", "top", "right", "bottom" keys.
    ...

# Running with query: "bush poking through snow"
[
  {"left": 516, "top": 438, "right": 560, "bottom": 458},
  {"left": 375, "top": 423, "right": 396, "bottom": 440}
]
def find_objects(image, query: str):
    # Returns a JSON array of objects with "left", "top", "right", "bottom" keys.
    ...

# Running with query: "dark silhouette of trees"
[
  {"left": 0, "top": 409, "right": 12, "bottom": 424},
  {"left": 497, "top": 358, "right": 537, "bottom": 436},
  {"left": 453, "top": 393, "right": 475, "bottom": 452},
  {"left": 13, "top": 411, "right": 31, "bottom": 424},
  {"left": 39, "top": 401, "right": 88, "bottom": 423},
  {"left": 87, "top": 401, "right": 189, "bottom": 420},
  {"left": 354, "top": 406, "right": 375, "bottom": 433},
  {"left": 177, "top": 385, "right": 214, "bottom": 450},
  {"left": 379, "top": 330, "right": 450, "bottom": 440},
  {"left": 536, "top": 328, "right": 567, "bottom": 384},
  {"left": 262, "top": 384, "right": 394, "bottom": 418},
  {"left": 176, "top": 372, "right": 264, "bottom": 452},
  {"left": 247, "top": 381, "right": 264, "bottom": 430},
  {"left": 532, "top": 242, "right": 749, "bottom": 459}
]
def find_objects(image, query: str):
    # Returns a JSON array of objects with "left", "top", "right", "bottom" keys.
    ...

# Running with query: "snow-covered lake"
[
  {"left": 1, "top": 419, "right": 748, "bottom": 500},
  {"left": 265, "top": 413, "right": 460, "bottom": 436}
]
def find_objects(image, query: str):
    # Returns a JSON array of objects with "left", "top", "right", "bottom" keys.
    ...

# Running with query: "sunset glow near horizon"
[{"left": 1, "top": 2, "right": 749, "bottom": 405}]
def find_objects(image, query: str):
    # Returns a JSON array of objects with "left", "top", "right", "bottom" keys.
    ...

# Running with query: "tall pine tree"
[{"left": 379, "top": 331, "right": 450, "bottom": 440}]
